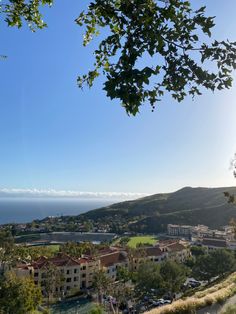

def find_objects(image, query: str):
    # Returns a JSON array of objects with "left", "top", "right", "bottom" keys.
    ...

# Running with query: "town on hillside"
[{"left": 1, "top": 222, "right": 236, "bottom": 313}]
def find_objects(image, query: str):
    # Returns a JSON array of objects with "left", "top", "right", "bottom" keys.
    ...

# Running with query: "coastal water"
[{"left": 0, "top": 198, "right": 116, "bottom": 224}]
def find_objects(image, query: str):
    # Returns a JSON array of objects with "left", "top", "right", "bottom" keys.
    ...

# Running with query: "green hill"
[{"left": 80, "top": 186, "right": 236, "bottom": 233}]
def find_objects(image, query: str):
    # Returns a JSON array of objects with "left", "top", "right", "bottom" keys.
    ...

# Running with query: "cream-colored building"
[
  {"left": 15, "top": 253, "right": 99, "bottom": 297},
  {"left": 168, "top": 224, "right": 234, "bottom": 242},
  {"left": 167, "top": 224, "right": 193, "bottom": 237},
  {"left": 99, "top": 249, "right": 128, "bottom": 280}
]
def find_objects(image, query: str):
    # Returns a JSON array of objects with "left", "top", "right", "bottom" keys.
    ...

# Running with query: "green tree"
[
  {"left": 0, "top": 230, "right": 15, "bottom": 266},
  {"left": 0, "top": 271, "right": 42, "bottom": 314},
  {"left": 77, "top": 1, "right": 236, "bottom": 115},
  {"left": 60, "top": 242, "right": 83, "bottom": 258},
  {"left": 116, "top": 266, "right": 131, "bottom": 283},
  {"left": 160, "top": 260, "right": 187, "bottom": 297},
  {"left": 193, "top": 253, "right": 214, "bottom": 282},
  {"left": 193, "top": 249, "right": 235, "bottom": 282},
  {"left": 191, "top": 246, "right": 207, "bottom": 258},
  {"left": 135, "top": 261, "right": 163, "bottom": 297},
  {"left": 119, "top": 237, "right": 130, "bottom": 246},
  {"left": 209, "top": 249, "right": 235, "bottom": 277},
  {"left": 184, "top": 256, "right": 195, "bottom": 268},
  {"left": 224, "top": 154, "right": 236, "bottom": 207},
  {"left": 1, "top": 0, "right": 53, "bottom": 31},
  {"left": 109, "top": 281, "right": 133, "bottom": 314},
  {"left": 41, "top": 263, "right": 64, "bottom": 305},
  {"left": 92, "top": 270, "right": 112, "bottom": 304},
  {"left": 89, "top": 305, "right": 104, "bottom": 314},
  {"left": 2, "top": 1, "right": 236, "bottom": 115},
  {"left": 84, "top": 221, "right": 93, "bottom": 232}
]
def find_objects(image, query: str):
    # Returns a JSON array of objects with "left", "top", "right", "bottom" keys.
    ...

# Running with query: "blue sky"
[{"left": 1, "top": 0, "right": 236, "bottom": 197}]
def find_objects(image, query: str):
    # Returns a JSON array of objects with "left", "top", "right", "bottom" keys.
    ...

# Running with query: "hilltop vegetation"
[
  {"left": 80, "top": 186, "right": 236, "bottom": 233},
  {"left": 13, "top": 186, "right": 236, "bottom": 235}
]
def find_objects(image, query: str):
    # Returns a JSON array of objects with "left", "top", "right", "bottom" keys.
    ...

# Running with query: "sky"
[{"left": 1, "top": 0, "right": 236, "bottom": 199}]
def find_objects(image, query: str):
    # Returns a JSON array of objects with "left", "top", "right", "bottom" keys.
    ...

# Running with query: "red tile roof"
[
  {"left": 100, "top": 251, "right": 127, "bottom": 267},
  {"left": 19, "top": 253, "right": 95, "bottom": 270},
  {"left": 145, "top": 247, "right": 163, "bottom": 257},
  {"left": 167, "top": 243, "right": 186, "bottom": 252}
]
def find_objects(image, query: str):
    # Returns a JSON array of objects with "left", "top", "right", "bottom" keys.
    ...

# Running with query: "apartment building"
[
  {"left": 158, "top": 240, "right": 191, "bottom": 263},
  {"left": 99, "top": 249, "right": 128, "bottom": 280},
  {"left": 14, "top": 241, "right": 191, "bottom": 299},
  {"left": 167, "top": 224, "right": 193, "bottom": 237},
  {"left": 167, "top": 224, "right": 234, "bottom": 242},
  {"left": 15, "top": 253, "right": 99, "bottom": 297}
]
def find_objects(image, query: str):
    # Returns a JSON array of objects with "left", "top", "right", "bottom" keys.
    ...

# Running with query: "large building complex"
[
  {"left": 14, "top": 239, "right": 190, "bottom": 299},
  {"left": 167, "top": 224, "right": 234, "bottom": 241},
  {"left": 15, "top": 254, "right": 99, "bottom": 297}
]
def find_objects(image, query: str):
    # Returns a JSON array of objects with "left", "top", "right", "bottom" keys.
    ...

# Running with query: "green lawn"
[
  {"left": 127, "top": 235, "right": 158, "bottom": 248},
  {"left": 44, "top": 244, "right": 60, "bottom": 253}
]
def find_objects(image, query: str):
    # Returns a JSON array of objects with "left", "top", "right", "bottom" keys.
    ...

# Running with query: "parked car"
[
  {"left": 153, "top": 299, "right": 165, "bottom": 307},
  {"left": 189, "top": 279, "right": 201, "bottom": 288}
]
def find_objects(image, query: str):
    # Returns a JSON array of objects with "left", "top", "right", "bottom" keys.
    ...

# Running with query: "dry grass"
[{"left": 145, "top": 273, "right": 236, "bottom": 314}]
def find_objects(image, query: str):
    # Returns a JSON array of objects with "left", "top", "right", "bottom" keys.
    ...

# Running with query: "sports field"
[{"left": 127, "top": 235, "right": 158, "bottom": 248}]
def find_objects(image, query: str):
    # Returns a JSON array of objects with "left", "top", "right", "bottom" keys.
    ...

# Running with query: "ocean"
[{"left": 0, "top": 198, "right": 116, "bottom": 224}]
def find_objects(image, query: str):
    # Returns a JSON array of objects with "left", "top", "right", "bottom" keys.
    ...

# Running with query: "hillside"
[{"left": 80, "top": 186, "right": 236, "bottom": 233}]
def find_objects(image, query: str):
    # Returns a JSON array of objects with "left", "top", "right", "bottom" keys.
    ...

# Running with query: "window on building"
[
  {"left": 34, "top": 272, "right": 38, "bottom": 277},
  {"left": 66, "top": 278, "right": 72, "bottom": 283},
  {"left": 82, "top": 273, "right": 86, "bottom": 278},
  {"left": 74, "top": 269, "right": 77, "bottom": 274},
  {"left": 74, "top": 277, "right": 78, "bottom": 281},
  {"left": 66, "top": 270, "right": 70, "bottom": 275}
]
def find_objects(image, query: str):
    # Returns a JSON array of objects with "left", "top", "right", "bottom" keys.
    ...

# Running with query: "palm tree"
[{"left": 92, "top": 270, "right": 111, "bottom": 304}]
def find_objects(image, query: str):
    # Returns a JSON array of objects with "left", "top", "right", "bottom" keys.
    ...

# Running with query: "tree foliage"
[
  {"left": 193, "top": 254, "right": 213, "bottom": 282},
  {"left": 224, "top": 154, "right": 236, "bottom": 205},
  {"left": 193, "top": 249, "right": 235, "bottom": 282},
  {"left": 41, "top": 263, "right": 65, "bottom": 302},
  {"left": 92, "top": 270, "right": 112, "bottom": 304},
  {"left": 135, "top": 260, "right": 187, "bottom": 297},
  {"left": 2, "top": 1, "right": 236, "bottom": 115},
  {"left": 60, "top": 241, "right": 84, "bottom": 258},
  {"left": 190, "top": 246, "right": 207, "bottom": 257},
  {"left": 77, "top": 0, "right": 236, "bottom": 115},
  {"left": 135, "top": 261, "right": 163, "bottom": 296},
  {"left": 160, "top": 260, "right": 187, "bottom": 295},
  {"left": 89, "top": 305, "right": 104, "bottom": 314},
  {"left": 0, "top": 271, "right": 42, "bottom": 314},
  {"left": 1, "top": 0, "right": 53, "bottom": 31}
]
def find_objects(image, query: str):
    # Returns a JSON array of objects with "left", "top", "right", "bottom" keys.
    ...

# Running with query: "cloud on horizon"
[{"left": 0, "top": 188, "right": 148, "bottom": 200}]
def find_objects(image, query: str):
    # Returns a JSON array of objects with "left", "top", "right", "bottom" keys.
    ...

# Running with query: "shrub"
[
  {"left": 146, "top": 273, "right": 236, "bottom": 314},
  {"left": 220, "top": 305, "right": 236, "bottom": 314}
]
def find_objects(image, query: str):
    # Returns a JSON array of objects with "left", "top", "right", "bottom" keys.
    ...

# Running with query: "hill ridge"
[{"left": 80, "top": 186, "right": 236, "bottom": 233}]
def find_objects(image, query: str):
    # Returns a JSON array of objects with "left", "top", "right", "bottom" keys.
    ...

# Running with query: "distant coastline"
[{"left": 0, "top": 198, "right": 116, "bottom": 225}]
